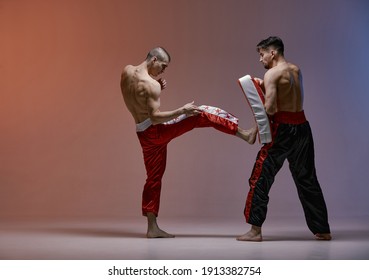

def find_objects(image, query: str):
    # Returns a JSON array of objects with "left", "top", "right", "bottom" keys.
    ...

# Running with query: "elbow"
[
  {"left": 149, "top": 117, "right": 161, "bottom": 125},
  {"left": 265, "top": 107, "right": 276, "bottom": 115},
  {"left": 148, "top": 113, "right": 161, "bottom": 125},
  {"left": 264, "top": 103, "right": 276, "bottom": 116}
]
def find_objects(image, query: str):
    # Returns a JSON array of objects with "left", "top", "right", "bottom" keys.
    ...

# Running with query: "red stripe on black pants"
[{"left": 244, "top": 112, "right": 330, "bottom": 234}]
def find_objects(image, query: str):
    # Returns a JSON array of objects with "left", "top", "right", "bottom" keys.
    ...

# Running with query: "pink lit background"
[{"left": 1, "top": 0, "right": 368, "bottom": 224}]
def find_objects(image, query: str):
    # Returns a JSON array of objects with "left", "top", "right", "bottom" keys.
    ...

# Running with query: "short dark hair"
[
  {"left": 257, "top": 36, "right": 284, "bottom": 56},
  {"left": 146, "top": 47, "right": 171, "bottom": 62}
]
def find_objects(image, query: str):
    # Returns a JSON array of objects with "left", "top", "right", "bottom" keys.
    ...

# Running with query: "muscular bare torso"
[
  {"left": 120, "top": 65, "right": 160, "bottom": 124},
  {"left": 265, "top": 62, "right": 304, "bottom": 113}
]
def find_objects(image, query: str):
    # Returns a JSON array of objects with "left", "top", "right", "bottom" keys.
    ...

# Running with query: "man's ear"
[{"left": 270, "top": 50, "right": 276, "bottom": 59}]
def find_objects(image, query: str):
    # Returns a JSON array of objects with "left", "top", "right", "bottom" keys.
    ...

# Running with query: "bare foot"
[
  {"left": 147, "top": 228, "right": 175, "bottom": 238},
  {"left": 237, "top": 225, "right": 262, "bottom": 242},
  {"left": 237, "top": 126, "right": 258, "bottom": 144},
  {"left": 315, "top": 233, "right": 332, "bottom": 241},
  {"left": 146, "top": 212, "right": 175, "bottom": 238}
]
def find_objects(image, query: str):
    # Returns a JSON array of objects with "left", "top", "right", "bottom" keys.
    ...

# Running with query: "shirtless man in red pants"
[{"left": 121, "top": 47, "right": 257, "bottom": 238}]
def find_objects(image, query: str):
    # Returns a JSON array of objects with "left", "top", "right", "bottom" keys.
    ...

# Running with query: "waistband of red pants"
[{"left": 271, "top": 111, "right": 307, "bottom": 124}]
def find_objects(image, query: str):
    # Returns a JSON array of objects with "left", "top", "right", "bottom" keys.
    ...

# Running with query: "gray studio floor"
[{"left": 0, "top": 216, "right": 368, "bottom": 260}]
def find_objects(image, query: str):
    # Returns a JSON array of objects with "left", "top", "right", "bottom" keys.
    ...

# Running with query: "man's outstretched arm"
[{"left": 146, "top": 83, "right": 201, "bottom": 124}]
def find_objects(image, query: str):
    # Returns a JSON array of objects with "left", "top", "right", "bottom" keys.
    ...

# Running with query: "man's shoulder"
[
  {"left": 266, "top": 62, "right": 298, "bottom": 78},
  {"left": 264, "top": 66, "right": 280, "bottom": 80},
  {"left": 144, "top": 79, "right": 161, "bottom": 96},
  {"left": 122, "top": 64, "right": 135, "bottom": 75},
  {"left": 285, "top": 61, "right": 299, "bottom": 71}
]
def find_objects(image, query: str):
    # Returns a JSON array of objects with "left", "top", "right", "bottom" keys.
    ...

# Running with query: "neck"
[
  {"left": 274, "top": 56, "right": 286, "bottom": 67},
  {"left": 136, "top": 61, "right": 150, "bottom": 74}
]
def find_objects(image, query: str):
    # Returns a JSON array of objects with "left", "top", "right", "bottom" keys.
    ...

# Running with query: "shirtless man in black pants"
[{"left": 237, "top": 37, "right": 331, "bottom": 242}]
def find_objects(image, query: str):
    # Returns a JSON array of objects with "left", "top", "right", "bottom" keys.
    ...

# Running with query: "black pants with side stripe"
[{"left": 244, "top": 120, "right": 331, "bottom": 234}]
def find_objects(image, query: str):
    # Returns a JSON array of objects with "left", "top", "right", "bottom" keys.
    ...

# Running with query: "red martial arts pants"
[{"left": 136, "top": 109, "right": 238, "bottom": 216}]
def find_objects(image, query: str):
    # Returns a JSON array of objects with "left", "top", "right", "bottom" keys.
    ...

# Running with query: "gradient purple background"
[{"left": 1, "top": 0, "right": 368, "bottom": 223}]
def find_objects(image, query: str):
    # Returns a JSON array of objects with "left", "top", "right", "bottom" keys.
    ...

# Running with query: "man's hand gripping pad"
[{"left": 238, "top": 75, "right": 272, "bottom": 144}]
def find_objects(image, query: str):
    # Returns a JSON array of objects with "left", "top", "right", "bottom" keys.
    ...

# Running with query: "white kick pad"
[{"left": 238, "top": 75, "right": 272, "bottom": 144}]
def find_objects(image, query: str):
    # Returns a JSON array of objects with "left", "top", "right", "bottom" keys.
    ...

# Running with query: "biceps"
[{"left": 265, "top": 84, "right": 277, "bottom": 106}]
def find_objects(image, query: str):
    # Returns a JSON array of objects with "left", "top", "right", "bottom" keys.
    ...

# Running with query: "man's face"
[
  {"left": 151, "top": 57, "right": 169, "bottom": 76},
  {"left": 258, "top": 48, "right": 274, "bottom": 69}
]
